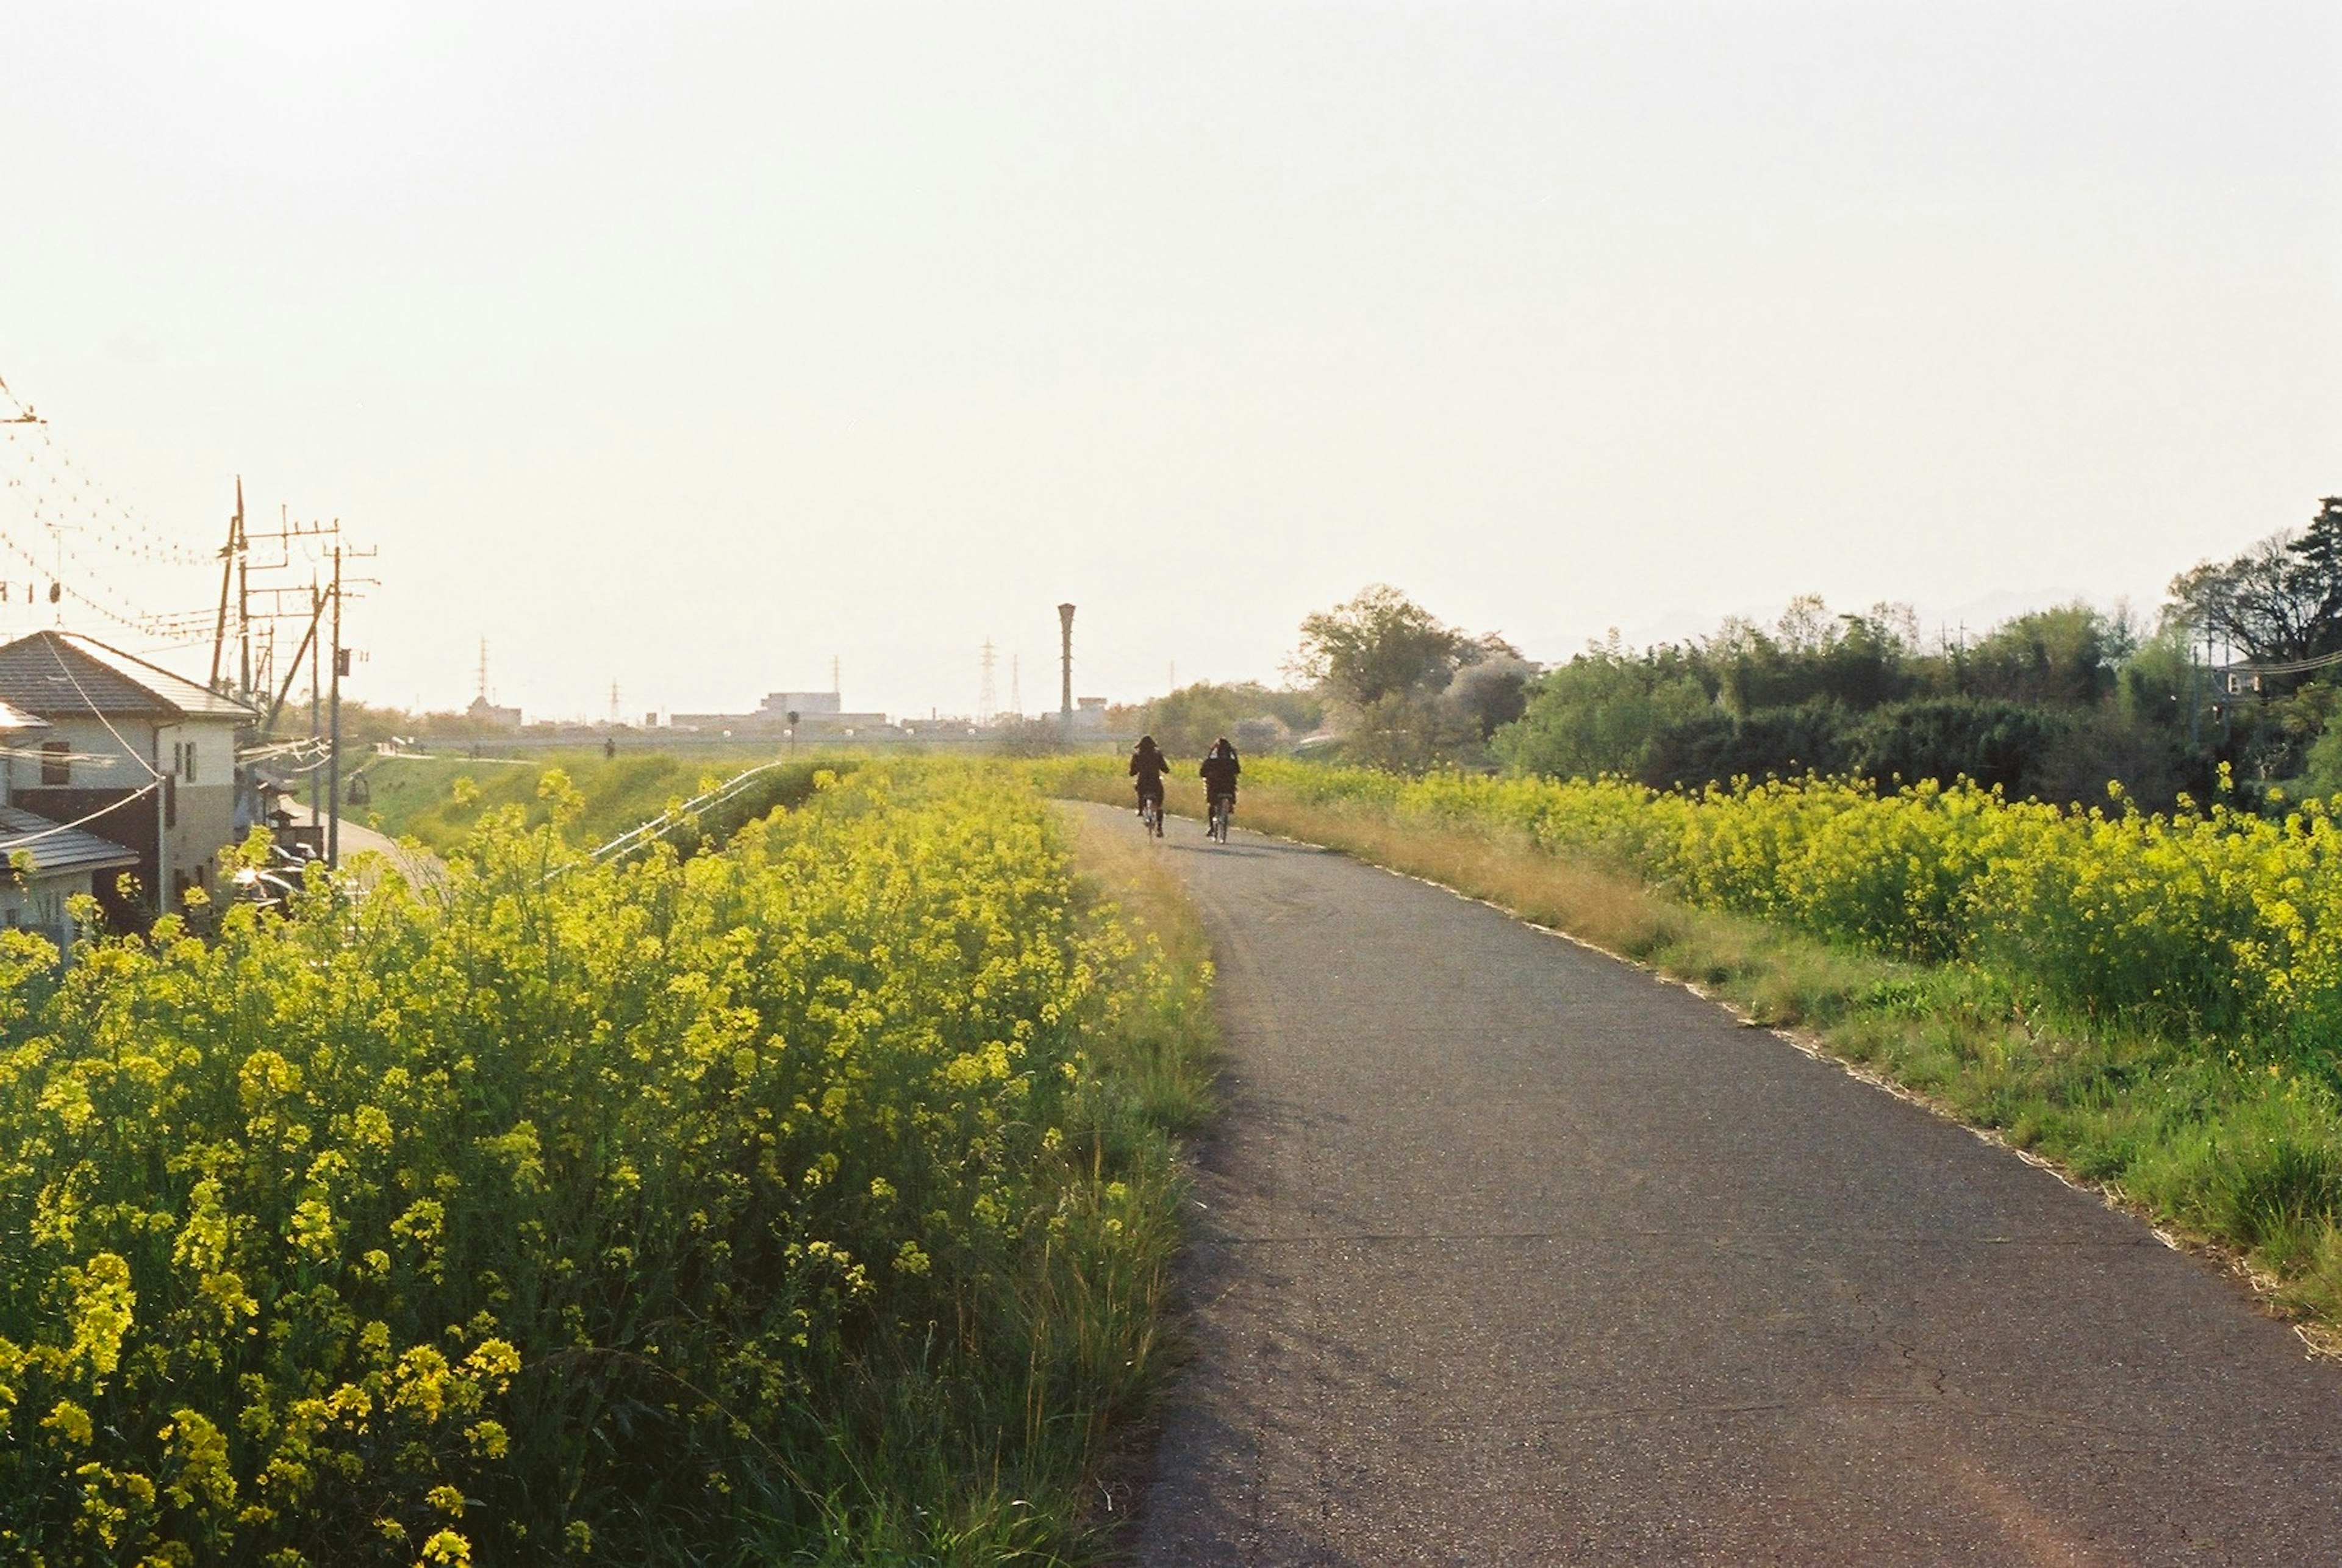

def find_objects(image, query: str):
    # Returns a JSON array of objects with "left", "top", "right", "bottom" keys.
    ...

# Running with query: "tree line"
[{"left": 1142, "top": 496, "right": 2342, "bottom": 809}]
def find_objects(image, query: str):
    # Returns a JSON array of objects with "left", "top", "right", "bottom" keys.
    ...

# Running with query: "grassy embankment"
[
  {"left": 1, "top": 759, "right": 1214, "bottom": 1564},
  {"left": 357, "top": 749, "right": 797, "bottom": 854},
  {"left": 1039, "top": 753, "right": 2342, "bottom": 1338}
]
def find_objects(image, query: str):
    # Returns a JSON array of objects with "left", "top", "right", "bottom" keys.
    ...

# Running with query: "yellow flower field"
[
  {"left": 1247, "top": 759, "right": 2342, "bottom": 1059},
  {"left": 0, "top": 764, "right": 1200, "bottom": 1565}
]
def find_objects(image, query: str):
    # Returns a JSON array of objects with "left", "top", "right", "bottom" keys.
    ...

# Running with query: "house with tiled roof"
[
  {"left": 0, "top": 803, "right": 140, "bottom": 950},
  {"left": 0, "top": 630, "right": 257, "bottom": 921}
]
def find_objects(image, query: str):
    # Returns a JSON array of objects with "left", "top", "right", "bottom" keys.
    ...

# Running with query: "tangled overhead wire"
[{"left": 0, "top": 370, "right": 231, "bottom": 641}]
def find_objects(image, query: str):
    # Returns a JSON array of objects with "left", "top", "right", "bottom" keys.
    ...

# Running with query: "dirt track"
[{"left": 1106, "top": 806, "right": 2342, "bottom": 1566}]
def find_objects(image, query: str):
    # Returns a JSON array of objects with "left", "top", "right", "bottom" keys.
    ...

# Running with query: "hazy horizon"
[{"left": 2, "top": 3, "right": 2335, "bottom": 723}]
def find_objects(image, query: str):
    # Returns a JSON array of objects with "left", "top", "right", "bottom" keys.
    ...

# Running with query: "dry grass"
[
  {"left": 1238, "top": 792, "right": 1687, "bottom": 956},
  {"left": 1067, "top": 798, "right": 1216, "bottom": 979},
  {"left": 1053, "top": 798, "right": 1223, "bottom": 1539}
]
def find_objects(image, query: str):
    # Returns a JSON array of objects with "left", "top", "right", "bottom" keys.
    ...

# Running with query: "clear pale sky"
[{"left": 1, "top": 3, "right": 2335, "bottom": 721}]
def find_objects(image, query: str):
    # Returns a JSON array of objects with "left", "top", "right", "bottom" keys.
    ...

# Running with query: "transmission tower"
[{"left": 978, "top": 639, "right": 997, "bottom": 721}]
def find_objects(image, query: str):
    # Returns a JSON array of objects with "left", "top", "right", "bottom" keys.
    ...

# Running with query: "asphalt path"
[
  {"left": 282, "top": 805, "right": 443, "bottom": 889},
  {"left": 1098, "top": 805, "right": 2342, "bottom": 1566}
]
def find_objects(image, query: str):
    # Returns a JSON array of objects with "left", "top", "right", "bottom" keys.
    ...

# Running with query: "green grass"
[{"left": 359, "top": 748, "right": 822, "bottom": 854}]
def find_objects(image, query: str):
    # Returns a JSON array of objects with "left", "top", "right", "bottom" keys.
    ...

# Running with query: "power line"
[
  {"left": 0, "top": 377, "right": 212, "bottom": 566},
  {"left": 2221, "top": 645, "right": 2342, "bottom": 679},
  {"left": 0, "top": 523, "right": 212, "bottom": 638},
  {"left": 42, "top": 635, "right": 163, "bottom": 783},
  {"left": 0, "top": 372, "right": 219, "bottom": 639}
]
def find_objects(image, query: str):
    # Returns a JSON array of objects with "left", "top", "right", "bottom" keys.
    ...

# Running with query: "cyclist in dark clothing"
[
  {"left": 1130, "top": 736, "right": 1170, "bottom": 820},
  {"left": 1200, "top": 737, "right": 1241, "bottom": 825}
]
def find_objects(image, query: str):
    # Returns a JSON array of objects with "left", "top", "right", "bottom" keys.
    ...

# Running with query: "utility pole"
[
  {"left": 1057, "top": 603, "right": 1075, "bottom": 730},
  {"left": 831, "top": 655, "right": 840, "bottom": 698},
  {"left": 260, "top": 585, "right": 325, "bottom": 738},
  {"left": 229, "top": 511, "right": 372, "bottom": 862},
  {"left": 310, "top": 584, "right": 323, "bottom": 836},
  {"left": 328, "top": 546, "right": 343, "bottom": 868},
  {"left": 2220, "top": 637, "right": 2234, "bottom": 749},
  {"left": 2188, "top": 635, "right": 2202, "bottom": 751},
  {"left": 238, "top": 518, "right": 254, "bottom": 702},
  {"left": 209, "top": 479, "right": 242, "bottom": 691}
]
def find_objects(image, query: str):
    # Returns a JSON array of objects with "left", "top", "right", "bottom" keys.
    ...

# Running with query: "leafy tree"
[
  {"left": 1441, "top": 653, "right": 1538, "bottom": 742},
  {"left": 1849, "top": 698, "right": 2060, "bottom": 794},
  {"left": 1494, "top": 642, "right": 1713, "bottom": 779},
  {"left": 2119, "top": 621, "right": 2200, "bottom": 736},
  {"left": 1644, "top": 703, "right": 1854, "bottom": 790},
  {"left": 2168, "top": 498, "right": 2342, "bottom": 665},
  {"left": 2024, "top": 711, "right": 2185, "bottom": 811},
  {"left": 1702, "top": 598, "right": 1918, "bottom": 714},
  {"left": 1131, "top": 681, "right": 1323, "bottom": 756},
  {"left": 1292, "top": 585, "right": 1484, "bottom": 708},
  {"left": 1959, "top": 603, "right": 2126, "bottom": 706},
  {"left": 2301, "top": 720, "right": 2342, "bottom": 797},
  {"left": 1291, "top": 586, "right": 1523, "bottom": 769}
]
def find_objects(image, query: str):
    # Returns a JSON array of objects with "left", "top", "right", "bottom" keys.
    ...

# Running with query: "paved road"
[
  {"left": 281, "top": 806, "right": 443, "bottom": 889},
  {"left": 1108, "top": 807, "right": 2342, "bottom": 1566}
]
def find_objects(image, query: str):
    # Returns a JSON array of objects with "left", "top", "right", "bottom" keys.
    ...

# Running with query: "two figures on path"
[{"left": 1130, "top": 735, "right": 1241, "bottom": 829}]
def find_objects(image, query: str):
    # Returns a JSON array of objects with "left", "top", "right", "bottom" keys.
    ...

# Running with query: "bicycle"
[
  {"left": 1139, "top": 790, "right": 1165, "bottom": 839},
  {"left": 1207, "top": 792, "right": 1233, "bottom": 843}
]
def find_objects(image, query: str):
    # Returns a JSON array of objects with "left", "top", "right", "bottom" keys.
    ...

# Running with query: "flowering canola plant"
[
  {"left": 0, "top": 765, "right": 1178, "bottom": 1563},
  {"left": 1244, "top": 759, "right": 2342, "bottom": 1067}
]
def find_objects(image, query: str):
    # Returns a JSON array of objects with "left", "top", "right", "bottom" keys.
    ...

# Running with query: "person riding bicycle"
[
  {"left": 1200, "top": 737, "right": 1241, "bottom": 828},
  {"left": 1130, "top": 735, "right": 1170, "bottom": 820}
]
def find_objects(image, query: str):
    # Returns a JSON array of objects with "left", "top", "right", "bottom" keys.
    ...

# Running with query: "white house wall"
[{"left": 11, "top": 714, "right": 246, "bottom": 911}]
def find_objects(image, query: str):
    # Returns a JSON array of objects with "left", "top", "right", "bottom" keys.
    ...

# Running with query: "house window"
[
  {"left": 40, "top": 741, "right": 68, "bottom": 786},
  {"left": 182, "top": 740, "right": 197, "bottom": 784}
]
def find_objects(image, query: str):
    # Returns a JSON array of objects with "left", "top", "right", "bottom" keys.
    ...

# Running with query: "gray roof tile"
[
  {"left": 0, "top": 805, "right": 143, "bottom": 878},
  {"left": 0, "top": 631, "right": 256, "bottom": 720}
]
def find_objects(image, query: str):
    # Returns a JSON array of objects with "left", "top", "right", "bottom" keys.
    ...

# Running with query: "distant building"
[
  {"left": 760, "top": 692, "right": 841, "bottom": 717},
  {"left": 671, "top": 687, "right": 885, "bottom": 732},
  {"left": 0, "top": 631, "right": 256, "bottom": 920},
  {"left": 467, "top": 694, "right": 523, "bottom": 729},
  {"left": 1072, "top": 696, "right": 1109, "bottom": 731}
]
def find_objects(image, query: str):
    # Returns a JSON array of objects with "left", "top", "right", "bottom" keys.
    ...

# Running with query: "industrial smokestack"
[{"left": 1057, "top": 603, "right": 1075, "bottom": 728}]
